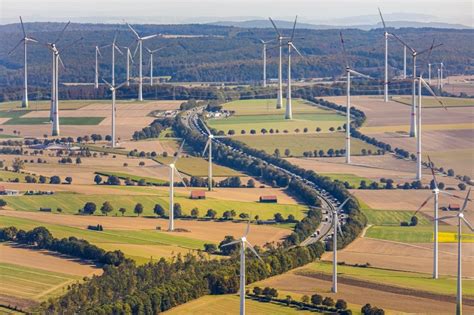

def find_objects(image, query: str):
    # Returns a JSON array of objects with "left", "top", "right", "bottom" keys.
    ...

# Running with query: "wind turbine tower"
[
  {"left": 103, "top": 79, "right": 128, "bottom": 148},
  {"left": 330, "top": 198, "right": 351, "bottom": 293},
  {"left": 269, "top": 17, "right": 285, "bottom": 109},
  {"left": 285, "top": 16, "right": 302, "bottom": 120}
]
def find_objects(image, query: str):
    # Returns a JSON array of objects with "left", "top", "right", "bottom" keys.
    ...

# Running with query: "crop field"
[
  {"left": 2, "top": 117, "right": 105, "bottom": 125},
  {"left": 0, "top": 170, "right": 39, "bottom": 183},
  {"left": 164, "top": 294, "right": 313, "bottom": 315},
  {"left": 220, "top": 98, "right": 329, "bottom": 116},
  {"left": 320, "top": 173, "right": 374, "bottom": 187},
  {"left": 2, "top": 191, "right": 307, "bottom": 220},
  {"left": 0, "top": 110, "right": 30, "bottom": 118},
  {"left": 153, "top": 156, "right": 244, "bottom": 177},
  {"left": 393, "top": 96, "right": 474, "bottom": 108},
  {"left": 233, "top": 133, "right": 378, "bottom": 157},
  {"left": 0, "top": 262, "right": 82, "bottom": 302},
  {"left": 361, "top": 208, "right": 430, "bottom": 226},
  {"left": 0, "top": 100, "right": 99, "bottom": 111},
  {"left": 94, "top": 171, "right": 168, "bottom": 185},
  {"left": 364, "top": 225, "right": 474, "bottom": 243}
]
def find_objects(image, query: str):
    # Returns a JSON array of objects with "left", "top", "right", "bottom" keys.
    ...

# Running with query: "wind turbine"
[
  {"left": 268, "top": 17, "right": 286, "bottom": 110},
  {"left": 221, "top": 222, "right": 263, "bottom": 315},
  {"left": 257, "top": 38, "right": 274, "bottom": 87},
  {"left": 126, "top": 22, "right": 158, "bottom": 101},
  {"left": 146, "top": 47, "right": 166, "bottom": 86},
  {"left": 435, "top": 188, "right": 473, "bottom": 315},
  {"left": 285, "top": 16, "right": 302, "bottom": 120},
  {"left": 102, "top": 79, "right": 128, "bottom": 148},
  {"left": 390, "top": 35, "right": 442, "bottom": 137},
  {"left": 330, "top": 197, "right": 351, "bottom": 293},
  {"left": 403, "top": 46, "right": 407, "bottom": 79},
  {"left": 94, "top": 46, "right": 102, "bottom": 89},
  {"left": 340, "top": 32, "right": 372, "bottom": 164},
  {"left": 9, "top": 16, "right": 38, "bottom": 108},
  {"left": 201, "top": 119, "right": 227, "bottom": 191},
  {"left": 101, "top": 33, "right": 123, "bottom": 86},
  {"left": 378, "top": 8, "right": 392, "bottom": 103},
  {"left": 121, "top": 44, "right": 134, "bottom": 87},
  {"left": 428, "top": 63, "right": 432, "bottom": 84}
]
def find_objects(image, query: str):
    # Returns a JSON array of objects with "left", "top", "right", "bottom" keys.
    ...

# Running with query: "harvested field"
[
  {"left": 153, "top": 156, "right": 242, "bottom": 177},
  {"left": 119, "top": 139, "right": 180, "bottom": 153},
  {"left": 393, "top": 96, "right": 474, "bottom": 108}
]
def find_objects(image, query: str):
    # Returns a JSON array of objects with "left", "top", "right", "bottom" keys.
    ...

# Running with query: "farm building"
[
  {"left": 448, "top": 204, "right": 460, "bottom": 211},
  {"left": 259, "top": 195, "right": 278, "bottom": 203},
  {"left": 0, "top": 185, "right": 19, "bottom": 196},
  {"left": 190, "top": 190, "right": 206, "bottom": 200}
]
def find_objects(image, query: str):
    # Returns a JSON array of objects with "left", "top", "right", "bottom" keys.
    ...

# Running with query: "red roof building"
[
  {"left": 259, "top": 195, "right": 278, "bottom": 203},
  {"left": 190, "top": 190, "right": 206, "bottom": 199}
]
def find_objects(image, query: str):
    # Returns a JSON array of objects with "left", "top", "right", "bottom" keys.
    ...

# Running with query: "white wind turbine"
[
  {"left": 390, "top": 35, "right": 442, "bottom": 138},
  {"left": 102, "top": 79, "right": 128, "bottom": 148},
  {"left": 403, "top": 45, "right": 407, "bottom": 79},
  {"left": 268, "top": 17, "right": 287, "bottom": 110},
  {"left": 126, "top": 22, "right": 158, "bottom": 101},
  {"left": 257, "top": 38, "right": 275, "bottom": 87},
  {"left": 121, "top": 44, "right": 135, "bottom": 87},
  {"left": 94, "top": 46, "right": 102, "bottom": 89},
  {"left": 153, "top": 141, "right": 187, "bottom": 231},
  {"left": 436, "top": 188, "right": 473, "bottom": 315},
  {"left": 330, "top": 197, "right": 351, "bottom": 293},
  {"left": 146, "top": 46, "right": 166, "bottom": 86},
  {"left": 101, "top": 32, "right": 123, "bottom": 86},
  {"left": 339, "top": 32, "right": 372, "bottom": 164},
  {"left": 412, "top": 156, "right": 465, "bottom": 279},
  {"left": 415, "top": 74, "right": 446, "bottom": 180},
  {"left": 378, "top": 8, "right": 391, "bottom": 103},
  {"left": 9, "top": 16, "right": 38, "bottom": 108},
  {"left": 201, "top": 119, "right": 227, "bottom": 191},
  {"left": 221, "top": 222, "right": 263, "bottom": 315},
  {"left": 285, "top": 16, "right": 303, "bottom": 120}
]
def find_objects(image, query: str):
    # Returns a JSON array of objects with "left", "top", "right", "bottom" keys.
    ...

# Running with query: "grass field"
[
  {"left": 0, "top": 170, "right": 39, "bottom": 183},
  {"left": 164, "top": 294, "right": 314, "bottom": 315},
  {"left": 0, "top": 100, "right": 106, "bottom": 111},
  {"left": 2, "top": 192, "right": 307, "bottom": 220},
  {"left": 0, "top": 111, "right": 30, "bottom": 118},
  {"left": 233, "top": 133, "right": 378, "bottom": 157},
  {"left": 320, "top": 173, "right": 374, "bottom": 187},
  {"left": 362, "top": 208, "right": 430, "bottom": 226},
  {"left": 2, "top": 117, "right": 105, "bottom": 126},
  {"left": 300, "top": 261, "right": 474, "bottom": 296},
  {"left": 0, "top": 262, "right": 81, "bottom": 301},
  {"left": 153, "top": 156, "right": 243, "bottom": 177},
  {"left": 221, "top": 98, "right": 329, "bottom": 116},
  {"left": 365, "top": 225, "right": 474, "bottom": 243},
  {"left": 393, "top": 96, "right": 474, "bottom": 108},
  {"left": 94, "top": 171, "right": 168, "bottom": 185}
]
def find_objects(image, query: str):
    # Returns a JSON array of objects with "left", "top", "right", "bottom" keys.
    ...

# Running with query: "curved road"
[{"left": 180, "top": 106, "right": 342, "bottom": 246}]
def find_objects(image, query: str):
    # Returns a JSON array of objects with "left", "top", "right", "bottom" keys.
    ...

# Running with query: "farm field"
[
  {"left": 393, "top": 96, "right": 474, "bottom": 108},
  {"left": 2, "top": 117, "right": 105, "bottom": 125},
  {"left": 443, "top": 75, "right": 474, "bottom": 96},
  {"left": 319, "top": 173, "right": 374, "bottom": 187},
  {"left": 0, "top": 170, "right": 39, "bottom": 183},
  {"left": 233, "top": 133, "right": 378, "bottom": 157},
  {"left": 365, "top": 225, "right": 474, "bottom": 243},
  {"left": 208, "top": 98, "right": 346, "bottom": 134},
  {"left": 164, "top": 294, "right": 313, "bottom": 315},
  {"left": 153, "top": 155, "right": 242, "bottom": 177}
]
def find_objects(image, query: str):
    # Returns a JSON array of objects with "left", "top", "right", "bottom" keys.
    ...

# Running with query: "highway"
[{"left": 180, "top": 106, "right": 343, "bottom": 246}]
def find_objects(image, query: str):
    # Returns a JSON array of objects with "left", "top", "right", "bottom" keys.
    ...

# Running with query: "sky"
[{"left": 1, "top": 0, "right": 472, "bottom": 25}]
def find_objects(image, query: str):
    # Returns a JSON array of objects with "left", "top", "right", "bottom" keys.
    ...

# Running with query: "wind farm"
[{"left": 0, "top": 2, "right": 473, "bottom": 314}]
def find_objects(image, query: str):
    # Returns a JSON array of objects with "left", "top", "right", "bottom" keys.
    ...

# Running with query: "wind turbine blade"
[
  {"left": 268, "top": 17, "right": 282, "bottom": 37},
  {"left": 203, "top": 139, "right": 210, "bottom": 156},
  {"left": 173, "top": 140, "right": 185, "bottom": 164},
  {"left": 112, "top": 31, "right": 118, "bottom": 45},
  {"left": 338, "top": 224, "right": 344, "bottom": 236},
  {"left": 290, "top": 15, "right": 298, "bottom": 41},
  {"left": 413, "top": 194, "right": 434, "bottom": 217},
  {"left": 115, "top": 45, "right": 124, "bottom": 55},
  {"left": 439, "top": 191, "right": 471, "bottom": 201},
  {"left": 377, "top": 8, "right": 387, "bottom": 30},
  {"left": 115, "top": 80, "right": 129, "bottom": 90},
  {"left": 174, "top": 168, "right": 187, "bottom": 188},
  {"left": 391, "top": 33, "right": 415, "bottom": 53},
  {"left": 461, "top": 188, "right": 471, "bottom": 213},
  {"left": 461, "top": 217, "right": 474, "bottom": 232},
  {"left": 290, "top": 43, "right": 303, "bottom": 57},
  {"left": 19, "top": 16, "right": 27, "bottom": 37},
  {"left": 61, "top": 37, "right": 83, "bottom": 54},
  {"left": 245, "top": 240, "right": 263, "bottom": 262},
  {"left": 146, "top": 47, "right": 152, "bottom": 54},
  {"left": 126, "top": 22, "right": 140, "bottom": 39},
  {"left": 142, "top": 34, "right": 158, "bottom": 41},
  {"left": 96, "top": 46, "right": 103, "bottom": 57},
  {"left": 427, "top": 155, "right": 438, "bottom": 189},
  {"left": 133, "top": 42, "right": 140, "bottom": 58},
  {"left": 200, "top": 119, "right": 211, "bottom": 135},
  {"left": 8, "top": 39, "right": 24, "bottom": 55},
  {"left": 435, "top": 215, "right": 458, "bottom": 221},
  {"left": 55, "top": 21, "right": 71, "bottom": 44},
  {"left": 418, "top": 43, "right": 443, "bottom": 56},
  {"left": 244, "top": 220, "right": 250, "bottom": 237},
  {"left": 420, "top": 77, "right": 446, "bottom": 110},
  {"left": 101, "top": 78, "right": 113, "bottom": 89},
  {"left": 27, "top": 36, "right": 38, "bottom": 43},
  {"left": 339, "top": 32, "right": 349, "bottom": 68},
  {"left": 58, "top": 55, "right": 66, "bottom": 70},
  {"left": 336, "top": 197, "right": 351, "bottom": 211},
  {"left": 220, "top": 240, "right": 240, "bottom": 247},
  {"left": 213, "top": 135, "right": 228, "bottom": 138},
  {"left": 349, "top": 69, "right": 372, "bottom": 80}
]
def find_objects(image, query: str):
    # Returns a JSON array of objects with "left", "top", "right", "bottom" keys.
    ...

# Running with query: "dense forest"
[{"left": 0, "top": 21, "right": 472, "bottom": 95}]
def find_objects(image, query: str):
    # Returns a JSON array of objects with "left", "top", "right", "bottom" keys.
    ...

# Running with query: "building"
[
  {"left": 0, "top": 185, "right": 20, "bottom": 196},
  {"left": 259, "top": 195, "right": 277, "bottom": 203},
  {"left": 448, "top": 204, "right": 460, "bottom": 211},
  {"left": 190, "top": 190, "right": 206, "bottom": 200}
]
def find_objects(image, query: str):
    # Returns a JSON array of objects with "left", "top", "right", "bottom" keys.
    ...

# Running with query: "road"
[{"left": 180, "top": 106, "right": 342, "bottom": 246}]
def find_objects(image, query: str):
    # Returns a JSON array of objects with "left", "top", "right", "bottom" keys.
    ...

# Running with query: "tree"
[
  {"left": 327, "top": 148, "right": 334, "bottom": 157},
  {"left": 253, "top": 287, "right": 262, "bottom": 296},
  {"left": 274, "top": 148, "right": 280, "bottom": 157},
  {"left": 204, "top": 243, "right": 217, "bottom": 253},
  {"left": 410, "top": 215, "right": 418, "bottom": 226},
  {"left": 284, "top": 149, "right": 291, "bottom": 157},
  {"left": 458, "top": 183, "right": 467, "bottom": 191},
  {"left": 287, "top": 214, "right": 296, "bottom": 222},
  {"left": 322, "top": 297, "right": 335, "bottom": 307},
  {"left": 65, "top": 176, "right": 73, "bottom": 184},
  {"left": 76, "top": 157, "right": 82, "bottom": 164},
  {"left": 336, "top": 299, "right": 347, "bottom": 310},
  {"left": 223, "top": 211, "right": 232, "bottom": 220},
  {"left": 106, "top": 175, "right": 121, "bottom": 185},
  {"left": 311, "top": 294, "right": 323, "bottom": 305},
  {"left": 206, "top": 209, "right": 217, "bottom": 219},
  {"left": 218, "top": 235, "right": 238, "bottom": 255},
  {"left": 39, "top": 175, "right": 47, "bottom": 184},
  {"left": 119, "top": 207, "right": 126, "bottom": 216},
  {"left": 316, "top": 127, "right": 321, "bottom": 132},
  {"left": 83, "top": 202, "right": 97, "bottom": 215},
  {"left": 447, "top": 169, "right": 455, "bottom": 176},
  {"left": 239, "top": 213, "right": 249, "bottom": 219},
  {"left": 329, "top": 127, "right": 335, "bottom": 132},
  {"left": 191, "top": 207, "right": 199, "bottom": 218},
  {"left": 12, "top": 157, "right": 24, "bottom": 172},
  {"left": 134, "top": 203, "right": 144, "bottom": 216},
  {"left": 100, "top": 201, "right": 114, "bottom": 216},
  {"left": 274, "top": 213, "right": 284, "bottom": 222},
  {"left": 49, "top": 176, "right": 61, "bottom": 184},
  {"left": 173, "top": 203, "right": 182, "bottom": 218},
  {"left": 154, "top": 204, "right": 165, "bottom": 217},
  {"left": 0, "top": 199, "right": 7, "bottom": 208},
  {"left": 301, "top": 295, "right": 309, "bottom": 304},
  {"left": 285, "top": 295, "right": 292, "bottom": 306},
  {"left": 94, "top": 174, "right": 102, "bottom": 185},
  {"left": 359, "top": 180, "right": 368, "bottom": 189},
  {"left": 247, "top": 179, "right": 255, "bottom": 188}
]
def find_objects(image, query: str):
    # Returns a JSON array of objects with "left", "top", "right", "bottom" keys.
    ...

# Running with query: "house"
[
  {"left": 190, "top": 190, "right": 206, "bottom": 200},
  {"left": 259, "top": 195, "right": 277, "bottom": 203},
  {"left": 448, "top": 204, "right": 460, "bottom": 211},
  {"left": 0, "top": 185, "right": 19, "bottom": 196}
]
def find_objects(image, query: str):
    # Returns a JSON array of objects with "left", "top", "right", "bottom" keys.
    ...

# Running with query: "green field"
[
  {"left": 164, "top": 294, "right": 314, "bottom": 315},
  {"left": 393, "top": 96, "right": 474, "bottom": 108},
  {"left": 153, "top": 156, "right": 243, "bottom": 177},
  {"left": 0, "top": 111, "right": 30, "bottom": 118},
  {"left": 362, "top": 208, "right": 431, "bottom": 226},
  {"left": 95, "top": 171, "right": 168, "bottom": 185},
  {"left": 365, "top": 225, "right": 474, "bottom": 243},
  {"left": 300, "top": 261, "right": 473, "bottom": 296},
  {"left": 0, "top": 170, "right": 39, "bottom": 183},
  {"left": 0, "top": 262, "right": 81, "bottom": 301},
  {"left": 3, "top": 117, "right": 105, "bottom": 126},
  {"left": 233, "top": 133, "right": 378, "bottom": 157},
  {"left": 320, "top": 173, "right": 375, "bottom": 187},
  {"left": 82, "top": 144, "right": 129, "bottom": 155},
  {"left": 2, "top": 192, "right": 307, "bottom": 220},
  {"left": 0, "top": 100, "right": 107, "bottom": 111},
  {"left": 209, "top": 98, "right": 346, "bottom": 135}
]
